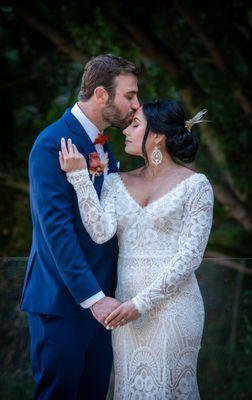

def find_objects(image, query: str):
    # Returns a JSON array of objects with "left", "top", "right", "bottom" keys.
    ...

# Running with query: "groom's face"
[{"left": 101, "top": 73, "right": 139, "bottom": 129}]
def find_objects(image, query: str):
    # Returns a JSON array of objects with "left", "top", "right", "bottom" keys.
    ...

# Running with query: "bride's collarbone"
[
  {"left": 118, "top": 175, "right": 156, "bottom": 206},
  {"left": 118, "top": 170, "right": 196, "bottom": 207},
  {"left": 118, "top": 178, "right": 163, "bottom": 207}
]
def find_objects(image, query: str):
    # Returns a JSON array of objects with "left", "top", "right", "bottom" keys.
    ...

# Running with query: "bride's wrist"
[
  {"left": 131, "top": 297, "right": 142, "bottom": 314},
  {"left": 66, "top": 168, "right": 88, "bottom": 177}
]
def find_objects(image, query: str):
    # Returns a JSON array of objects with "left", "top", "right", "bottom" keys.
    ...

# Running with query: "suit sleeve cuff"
[{"left": 80, "top": 291, "right": 105, "bottom": 309}]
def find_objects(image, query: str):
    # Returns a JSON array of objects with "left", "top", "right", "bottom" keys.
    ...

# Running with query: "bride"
[{"left": 59, "top": 99, "right": 214, "bottom": 399}]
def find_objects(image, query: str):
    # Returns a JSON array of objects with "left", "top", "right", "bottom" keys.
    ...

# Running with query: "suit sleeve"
[{"left": 30, "top": 141, "right": 102, "bottom": 304}]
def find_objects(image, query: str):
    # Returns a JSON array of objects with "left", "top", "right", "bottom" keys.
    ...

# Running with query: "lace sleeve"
[
  {"left": 66, "top": 169, "right": 117, "bottom": 244},
  {"left": 132, "top": 177, "right": 214, "bottom": 314}
]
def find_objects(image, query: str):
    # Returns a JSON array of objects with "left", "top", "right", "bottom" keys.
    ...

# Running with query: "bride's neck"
[{"left": 141, "top": 154, "right": 178, "bottom": 180}]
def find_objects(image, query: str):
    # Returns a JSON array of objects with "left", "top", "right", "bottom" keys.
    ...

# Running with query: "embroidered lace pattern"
[{"left": 67, "top": 169, "right": 214, "bottom": 399}]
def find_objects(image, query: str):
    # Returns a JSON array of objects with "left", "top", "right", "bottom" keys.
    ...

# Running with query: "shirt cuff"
[{"left": 80, "top": 291, "right": 105, "bottom": 309}]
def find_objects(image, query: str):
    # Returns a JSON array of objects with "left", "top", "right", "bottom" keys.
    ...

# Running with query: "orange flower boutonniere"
[{"left": 89, "top": 151, "right": 109, "bottom": 182}]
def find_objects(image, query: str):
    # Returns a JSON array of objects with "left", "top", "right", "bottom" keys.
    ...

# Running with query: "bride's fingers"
[
  {"left": 59, "top": 151, "right": 64, "bottom": 168},
  {"left": 109, "top": 314, "right": 125, "bottom": 329},
  {"left": 105, "top": 307, "right": 122, "bottom": 325},
  {"left": 73, "top": 144, "right": 85, "bottom": 162},
  {"left": 61, "top": 138, "right": 69, "bottom": 159},
  {"left": 73, "top": 143, "right": 82, "bottom": 159},
  {"left": 72, "top": 143, "right": 78, "bottom": 155},
  {"left": 67, "top": 138, "right": 74, "bottom": 157},
  {"left": 106, "top": 311, "right": 126, "bottom": 329}
]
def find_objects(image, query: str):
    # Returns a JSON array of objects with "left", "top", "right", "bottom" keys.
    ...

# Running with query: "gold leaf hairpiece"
[{"left": 185, "top": 109, "right": 209, "bottom": 132}]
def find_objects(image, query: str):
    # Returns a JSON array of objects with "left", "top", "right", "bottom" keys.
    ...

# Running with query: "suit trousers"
[{"left": 28, "top": 313, "right": 113, "bottom": 400}]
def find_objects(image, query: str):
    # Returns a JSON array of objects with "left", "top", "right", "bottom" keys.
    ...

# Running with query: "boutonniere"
[{"left": 89, "top": 151, "right": 109, "bottom": 182}]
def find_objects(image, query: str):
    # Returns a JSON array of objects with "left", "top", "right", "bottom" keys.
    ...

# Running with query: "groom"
[{"left": 20, "top": 54, "right": 140, "bottom": 399}]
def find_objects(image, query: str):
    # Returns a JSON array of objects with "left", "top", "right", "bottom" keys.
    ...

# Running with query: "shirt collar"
[{"left": 71, "top": 102, "right": 100, "bottom": 142}]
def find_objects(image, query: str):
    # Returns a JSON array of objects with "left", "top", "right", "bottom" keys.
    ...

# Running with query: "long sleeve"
[
  {"left": 67, "top": 169, "right": 117, "bottom": 244},
  {"left": 132, "top": 178, "right": 214, "bottom": 314}
]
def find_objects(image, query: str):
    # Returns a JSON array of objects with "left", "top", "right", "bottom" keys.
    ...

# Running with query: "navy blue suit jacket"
[{"left": 20, "top": 109, "right": 118, "bottom": 318}]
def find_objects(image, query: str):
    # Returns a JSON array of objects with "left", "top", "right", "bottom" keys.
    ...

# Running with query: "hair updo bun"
[
  {"left": 165, "top": 124, "right": 198, "bottom": 163},
  {"left": 142, "top": 99, "right": 199, "bottom": 163}
]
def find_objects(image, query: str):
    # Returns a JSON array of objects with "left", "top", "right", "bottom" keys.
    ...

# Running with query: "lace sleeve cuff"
[
  {"left": 132, "top": 296, "right": 151, "bottom": 315},
  {"left": 66, "top": 169, "right": 90, "bottom": 189}
]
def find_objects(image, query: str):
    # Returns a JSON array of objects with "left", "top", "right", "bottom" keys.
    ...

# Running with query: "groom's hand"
[{"left": 91, "top": 296, "right": 121, "bottom": 327}]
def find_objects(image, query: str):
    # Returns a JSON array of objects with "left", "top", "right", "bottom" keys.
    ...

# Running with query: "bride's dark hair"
[{"left": 141, "top": 99, "right": 199, "bottom": 163}]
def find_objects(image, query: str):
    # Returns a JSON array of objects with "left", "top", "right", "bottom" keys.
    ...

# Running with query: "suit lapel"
[{"left": 63, "top": 108, "right": 95, "bottom": 159}]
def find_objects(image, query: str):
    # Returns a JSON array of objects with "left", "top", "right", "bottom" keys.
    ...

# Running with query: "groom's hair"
[{"left": 78, "top": 54, "right": 140, "bottom": 101}]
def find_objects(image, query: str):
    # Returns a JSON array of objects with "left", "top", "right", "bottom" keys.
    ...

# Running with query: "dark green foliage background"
[{"left": 0, "top": 1, "right": 251, "bottom": 398}]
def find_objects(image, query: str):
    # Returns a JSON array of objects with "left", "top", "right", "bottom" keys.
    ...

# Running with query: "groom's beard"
[{"left": 102, "top": 100, "right": 134, "bottom": 129}]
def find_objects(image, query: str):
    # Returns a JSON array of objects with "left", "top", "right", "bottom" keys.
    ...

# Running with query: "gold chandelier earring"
[{"left": 151, "top": 146, "right": 163, "bottom": 166}]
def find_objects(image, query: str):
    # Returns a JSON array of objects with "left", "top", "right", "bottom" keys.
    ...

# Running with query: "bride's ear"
[{"left": 153, "top": 133, "right": 165, "bottom": 146}]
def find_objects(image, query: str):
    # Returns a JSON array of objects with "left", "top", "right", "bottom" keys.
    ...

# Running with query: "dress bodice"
[{"left": 110, "top": 173, "right": 202, "bottom": 258}]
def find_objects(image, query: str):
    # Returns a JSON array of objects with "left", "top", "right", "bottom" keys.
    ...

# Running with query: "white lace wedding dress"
[{"left": 67, "top": 169, "right": 214, "bottom": 400}]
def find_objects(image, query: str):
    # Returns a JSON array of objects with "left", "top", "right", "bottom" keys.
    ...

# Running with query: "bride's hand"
[
  {"left": 104, "top": 300, "right": 140, "bottom": 330},
  {"left": 59, "top": 137, "right": 87, "bottom": 172}
]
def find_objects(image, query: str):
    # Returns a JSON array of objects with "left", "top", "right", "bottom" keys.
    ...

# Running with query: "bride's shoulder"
[
  {"left": 192, "top": 172, "right": 212, "bottom": 186},
  {"left": 104, "top": 172, "right": 118, "bottom": 182},
  {"left": 189, "top": 172, "right": 214, "bottom": 197},
  {"left": 104, "top": 171, "right": 123, "bottom": 189}
]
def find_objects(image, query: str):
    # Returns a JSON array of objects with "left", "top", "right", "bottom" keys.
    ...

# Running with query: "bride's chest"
[{"left": 114, "top": 183, "right": 186, "bottom": 232}]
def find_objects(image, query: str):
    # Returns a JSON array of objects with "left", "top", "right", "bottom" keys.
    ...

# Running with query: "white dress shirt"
[
  {"left": 71, "top": 103, "right": 108, "bottom": 175},
  {"left": 71, "top": 102, "right": 106, "bottom": 308}
]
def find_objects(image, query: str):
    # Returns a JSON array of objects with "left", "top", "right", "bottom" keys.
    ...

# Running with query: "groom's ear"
[{"left": 94, "top": 86, "right": 109, "bottom": 105}]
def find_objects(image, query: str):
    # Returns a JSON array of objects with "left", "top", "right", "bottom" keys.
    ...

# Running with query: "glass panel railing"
[{"left": 0, "top": 257, "right": 251, "bottom": 400}]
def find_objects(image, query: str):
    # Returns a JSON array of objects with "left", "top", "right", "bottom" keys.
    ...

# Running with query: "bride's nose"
[{"left": 122, "top": 128, "right": 128, "bottom": 136}]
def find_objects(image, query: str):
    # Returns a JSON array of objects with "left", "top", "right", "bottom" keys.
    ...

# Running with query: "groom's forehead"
[{"left": 114, "top": 74, "right": 138, "bottom": 93}]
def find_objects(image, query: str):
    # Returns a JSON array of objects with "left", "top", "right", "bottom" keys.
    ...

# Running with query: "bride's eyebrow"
[{"left": 133, "top": 117, "right": 141, "bottom": 122}]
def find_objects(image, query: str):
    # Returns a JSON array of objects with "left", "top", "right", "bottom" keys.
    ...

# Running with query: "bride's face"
[{"left": 123, "top": 107, "right": 152, "bottom": 157}]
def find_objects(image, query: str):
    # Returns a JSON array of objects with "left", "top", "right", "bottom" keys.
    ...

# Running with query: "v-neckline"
[{"left": 116, "top": 172, "right": 199, "bottom": 210}]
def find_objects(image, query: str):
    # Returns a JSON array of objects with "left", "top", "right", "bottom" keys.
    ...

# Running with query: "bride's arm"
[
  {"left": 104, "top": 176, "right": 214, "bottom": 330},
  {"left": 132, "top": 177, "right": 214, "bottom": 314},
  {"left": 59, "top": 138, "right": 117, "bottom": 244}
]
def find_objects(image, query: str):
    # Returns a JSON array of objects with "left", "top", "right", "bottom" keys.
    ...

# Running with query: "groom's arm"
[
  {"left": 80, "top": 291, "right": 105, "bottom": 308},
  {"left": 30, "top": 139, "right": 104, "bottom": 304}
]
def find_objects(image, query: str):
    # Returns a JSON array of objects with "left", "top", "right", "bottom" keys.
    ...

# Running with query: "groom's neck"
[{"left": 77, "top": 100, "right": 108, "bottom": 131}]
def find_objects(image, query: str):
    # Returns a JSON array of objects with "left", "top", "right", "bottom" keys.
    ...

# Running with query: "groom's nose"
[{"left": 131, "top": 97, "right": 140, "bottom": 111}]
